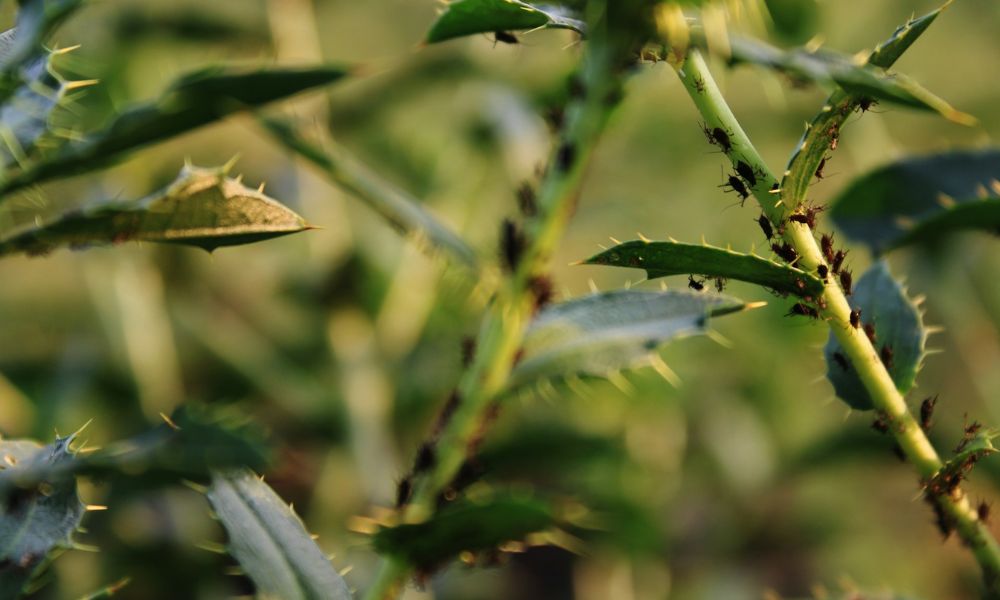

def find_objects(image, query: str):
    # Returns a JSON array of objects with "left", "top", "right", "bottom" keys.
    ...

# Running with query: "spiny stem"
[
  {"left": 674, "top": 49, "right": 1000, "bottom": 595},
  {"left": 362, "top": 19, "right": 631, "bottom": 600}
]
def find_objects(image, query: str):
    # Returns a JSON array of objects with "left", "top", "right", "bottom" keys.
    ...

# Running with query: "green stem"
[
  {"left": 675, "top": 49, "right": 1000, "bottom": 595},
  {"left": 361, "top": 23, "right": 630, "bottom": 600}
]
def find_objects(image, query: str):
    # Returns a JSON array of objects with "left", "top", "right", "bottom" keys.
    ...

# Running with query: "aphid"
[
  {"left": 858, "top": 97, "right": 878, "bottom": 113},
  {"left": 529, "top": 275, "right": 554, "bottom": 309},
  {"left": 863, "top": 323, "right": 877, "bottom": 344},
  {"left": 720, "top": 174, "right": 749, "bottom": 202},
  {"left": 815, "top": 155, "right": 829, "bottom": 180},
  {"left": 461, "top": 338, "right": 476, "bottom": 367},
  {"left": 817, "top": 264, "right": 829, "bottom": 279},
  {"left": 757, "top": 214, "right": 774, "bottom": 240},
  {"left": 926, "top": 496, "right": 954, "bottom": 540},
  {"left": 920, "top": 395, "right": 937, "bottom": 432},
  {"left": 872, "top": 413, "right": 890, "bottom": 434},
  {"left": 516, "top": 182, "right": 537, "bottom": 217},
  {"left": 433, "top": 391, "right": 462, "bottom": 437},
  {"left": 543, "top": 106, "right": 564, "bottom": 130},
  {"left": 831, "top": 249, "right": 847, "bottom": 274},
  {"left": 701, "top": 122, "right": 734, "bottom": 153},
  {"left": 839, "top": 270, "right": 853, "bottom": 295},
  {"left": 693, "top": 76, "right": 706, "bottom": 93},
  {"left": 713, "top": 277, "right": 727, "bottom": 293},
  {"left": 735, "top": 160, "right": 757, "bottom": 187},
  {"left": 493, "top": 30, "right": 519, "bottom": 45},
  {"left": 413, "top": 442, "right": 436, "bottom": 473},
  {"left": 395, "top": 476, "right": 413, "bottom": 508},
  {"left": 827, "top": 125, "right": 840, "bottom": 150},
  {"left": 832, "top": 351, "right": 849, "bottom": 371},
  {"left": 788, "top": 204, "right": 825, "bottom": 228},
  {"left": 688, "top": 275, "right": 705, "bottom": 291},
  {"left": 500, "top": 219, "right": 525, "bottom": 272},
  {"left": 556, "top": 142, "right": 576, "bottom": 172},
  {"left": 771, "top": 242, "right": 798, "bottom": 264},
  {"left": 821, "top": 233, "right": 835, "bottom": 263},
  {"left": 849, "top": 308, "right": 861, "bottom": 329},
  {"left": 979, "top": 501, "right": 991, "bottom": 523},
  {"left": 892, "top": 444, "right": 906, "bottom": 462},
  {"left": 789, "top": 302, "right": 819, "bottom": 319},
  {"left": 880, "top": 344, "right": 895, "bottom": 370}
]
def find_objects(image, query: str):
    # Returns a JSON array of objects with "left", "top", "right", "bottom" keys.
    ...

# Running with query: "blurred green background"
[{"left": 2, "top": 0, "right": 1000, "bottom": 598}]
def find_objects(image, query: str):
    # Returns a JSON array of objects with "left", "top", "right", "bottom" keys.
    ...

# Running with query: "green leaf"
[
  {"left": 708, "top": 32, "right": 971, "bottom": 124},
  {"left": 0, "top": 0, "right": 84, "bottom": 95},
  {"left": 477, "top": 424, "right": 626, "bottom": 480},
  {"left": 372, "top": 493, "right": 555, "bottom": 569},
  {"left": 582, "top": 239, "right": 824, "bottom": 297},
  {"left": 927, "top": 429, "right": 998, "bottom": 497},
  {"left": 764, "top": 0, "right": 820, "bottom": 45},
  {"left": 824, "top": 261, "right": 927, "bottom": 411},
  {"left": 206, "top": 470, "right": 351, "bottom": 600},
  {"left": 828, "top": 149, "right": 1000, "bottom": 254},
  {"left": 0, "top": 65, "right": 348, "bottom": 199},
  {"left": 0, "top": 163, "right": 310, "bottom": 257},
  {"left": 261, "top": 118, "right": 479, "bottom": 271},
  {"left": 781, "top": 5, "right": 950, "bottom": 211},
  {"left": 426, "top": 0, "right": 585, "bottom": 43},
  {"left": 0, "top": 435, "right": 84, "bottom": 599},
  {"left": 510, "top": 289, "right": 749, "bottom": 387},
  {"left": 0, "top": 405, "right": 270, "bottom": 500}
]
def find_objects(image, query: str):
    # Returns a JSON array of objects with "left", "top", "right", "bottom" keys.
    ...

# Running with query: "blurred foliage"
[{"left": 0, "top": 0, "right": 1000, "bottom": 599}]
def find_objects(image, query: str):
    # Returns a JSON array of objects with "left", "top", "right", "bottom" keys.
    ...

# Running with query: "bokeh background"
[{"left": 2, "top": 0, "right": 1000, "bottom": 598}]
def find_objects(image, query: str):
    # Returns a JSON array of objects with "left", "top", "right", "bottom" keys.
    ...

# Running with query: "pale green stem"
[
  {"left": 362, "top": 31, "right": 628, "bottom": 600},
  {"left": 674, "top": 49, "right": 1000, "bottom": 596}
]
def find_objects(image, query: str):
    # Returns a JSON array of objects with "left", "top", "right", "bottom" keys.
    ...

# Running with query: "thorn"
[
  {"left": 182, "top": 479, "right": 210, "bottom": 494},
  {"left": 339, "top": 565, "right": 355, "bottom": 577},
  {"left": 257, "top": 182, "right": 267, "bottom": 194},
  {"left": 159, "top": 412, "right": 181, "bottom": 430},
  {"left": 607, "top": 371, "right": 635, "bottom": 394},
  {"left": 63, "top": 78, "right": 100, "bottom": 91},
  {"left": 650, "top": 355, "right": 681, "bottom": 387},
  {"left": 637, "top": 231, "right": 651, "bottom": 242},
  {"left": 743, "top": 301, "right": 768, "bottom": 311},
  {"left": 587, "top": 279, "right": 599, "bottom": 293},
  {"left": 222, "top": 154, "right": 241, "bottom": 174},
  {"left": 69, "top": 542, "right": 100, "bottom": 553},
  {"left": 705, "top": 328, "right": 733, "bottom": 348},
  {"left": 609, "top": 236, "right": 622, "bottom": 245},
  {"left": 195, "top": 541, "right": 228, "bottom": 554},
  {"left": 85, "top": 504, "right": 108, "bottom": 511}
]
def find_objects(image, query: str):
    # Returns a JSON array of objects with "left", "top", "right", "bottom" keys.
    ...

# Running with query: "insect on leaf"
[
  {"left": 0, "top": 164, "right": 311, "bottom": 257},
  {"left": 782, "top": 4, "right": 950, "bottom": 211},
  {"left": 824, "top": 261, "right": 927, "bottom": 411},
  {"left": 583, "top": 239, "right": 824, "bottom": 297}
]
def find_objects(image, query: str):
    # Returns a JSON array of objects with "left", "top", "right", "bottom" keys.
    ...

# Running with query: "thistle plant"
[{"left": 3, "top": 0, "right": 1000, "bottom": 599}]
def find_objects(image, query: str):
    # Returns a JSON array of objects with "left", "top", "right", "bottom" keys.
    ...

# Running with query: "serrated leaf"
[
  {"left": 829, "top": 149, "right": 1000, "bottom": 254},
  {"left": 0, "top": 436, "right": 84, "bottom": 599},
  {"left": 697, "top": 28, "right": 970, "bottom": 123},
  {"left": 927, "top": 429, "right": 997, "bottom": 496},
  {"left": 0, "top": 0, "right": 83, "bottom": 93},
  {"left": 261, "top": 118, "right": 479, "bottom": 271},
  {"left": 0, "top": 164, "right": 310, "bottom": 257},
  {"left": 824, "top": 261, "right": 926, "bottom": 411},
  {"left": 0, "top": 51, "right": 71, "bottom": 170},
  {"left": 583, "top": 239, "right": 823, "bottom": 296},
  {"left": 206, "top": 470, "right": 351, "bottom": 600},
  {"left": 0, "top": 65, "right": 348, "bottom": 198},
  {"left": 426, "top": 0, "right": 585, "bottom": 44},
  {"left": 372, "top": 493, "right": 555, "bottom": 569},
  {"left": 782, "top": 5, "right": 949, "bottom": 210},
  {"left": 0, "top": 405, "right": 270, "bottom": 498},
  {"left": 510, "top": 289, "right": 748, "bottom": 387}
]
